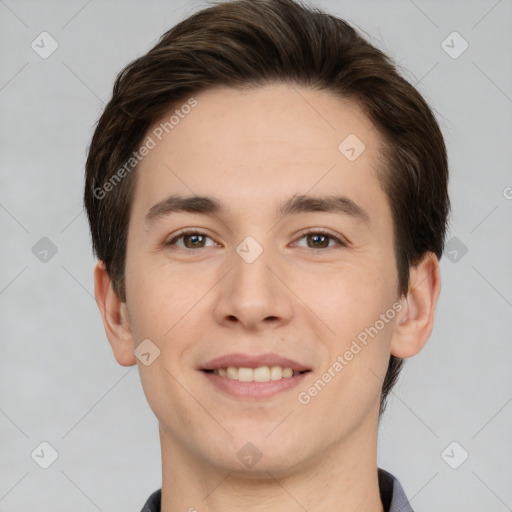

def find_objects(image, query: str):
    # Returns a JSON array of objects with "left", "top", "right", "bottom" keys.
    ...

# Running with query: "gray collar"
[{"left": 378, "top": 468, "right": 414, "bottom": 512}]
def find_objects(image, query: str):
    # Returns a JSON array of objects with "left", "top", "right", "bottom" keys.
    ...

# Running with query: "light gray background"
[{"left": 1, "top": 0, "right": 511, "bottom": 510}]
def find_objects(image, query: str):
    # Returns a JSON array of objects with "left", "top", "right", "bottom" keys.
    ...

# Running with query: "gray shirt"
[{"left": 140, "top": 468, "right": 414, "bottom": 511}]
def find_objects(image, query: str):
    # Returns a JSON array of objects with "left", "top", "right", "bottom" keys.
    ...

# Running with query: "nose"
[{"left": 212, "top": 238, "right": 294, "bottom": 331}]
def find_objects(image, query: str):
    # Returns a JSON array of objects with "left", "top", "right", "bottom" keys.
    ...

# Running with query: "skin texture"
[{"left": 94, "top": 84, "right": 441, "bottom": 512}]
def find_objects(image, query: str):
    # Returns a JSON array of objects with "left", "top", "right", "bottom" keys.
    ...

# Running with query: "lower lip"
[{"left": 200, "top": 371, "right": 310, "bottom": 399}]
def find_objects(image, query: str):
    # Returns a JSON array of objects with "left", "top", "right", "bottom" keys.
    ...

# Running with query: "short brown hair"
[{"left": 84, "top": 0, "right": 450, "bottom": 417}]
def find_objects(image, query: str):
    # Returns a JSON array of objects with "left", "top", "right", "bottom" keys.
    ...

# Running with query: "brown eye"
[
  {"left": 182, "top": 233, "right": 206, "bottom": 248},
  {"left": 306, "top": 233, "right": 330, "bottom": 248},
  {"left": 166, "top": 231, "right": 215, "bottom": 249},
  {"left": 295, "top": 230, "right": 346, "bottom": 250}
]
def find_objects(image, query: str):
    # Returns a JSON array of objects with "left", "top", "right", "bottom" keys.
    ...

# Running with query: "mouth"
[
  {"left": 201, "top": 352, "right": 311, "bottom": 374},
  {"left": 202, "top": 366, "right": 311, "bottom": 382},
  {"left": 199, "top": 352, "right": 312, "bottom": 398},
  {"left": 200, "top": 368, "right": 311, "bottom": 399},
  {"left": 201, "top": 366, "right": 311, "bottom": 381}
]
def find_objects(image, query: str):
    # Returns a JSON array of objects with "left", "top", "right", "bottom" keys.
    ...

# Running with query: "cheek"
[
  {"left": 334, "top": 278, "right": 398, "bottom": 395},
  {"left": 137, "top": 356, "right": 202, "bottom": 442},
  {"left": 125, "top": 256, "right": 208, "bottom": 377},
  {"left": 125, "top": 254, "right": 187, "bottom": 331},
  {"left": 299, "top": 258, "right": 398, "bottom": 386},
  {"left": 297, "top": 257, "right": 393, "bottom": 329}
]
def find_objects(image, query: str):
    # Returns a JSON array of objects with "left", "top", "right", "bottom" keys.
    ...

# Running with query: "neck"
[{"left": 158, "top": 420, "right": 385, "bottom": 512}]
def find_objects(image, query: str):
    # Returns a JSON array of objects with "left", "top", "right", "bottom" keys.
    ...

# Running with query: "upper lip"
[{"left": 201, "top": 353, "right": 311, "bottom": 372}]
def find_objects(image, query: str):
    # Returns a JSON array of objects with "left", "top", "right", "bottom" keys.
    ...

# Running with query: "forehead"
[{"left": 131, "top": 84, "right": 388, "bottom": 227}]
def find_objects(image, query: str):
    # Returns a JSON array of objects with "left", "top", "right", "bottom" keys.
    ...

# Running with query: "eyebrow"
[{"left": 144, "top": 193, "right": 371, "bottom": 227}]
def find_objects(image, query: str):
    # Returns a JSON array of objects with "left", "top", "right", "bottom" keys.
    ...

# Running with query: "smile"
[
  {"left": 205, "top": 366, "right": 308, "bottom": 381},
  {"left": 201, "top": 367, "right": 311, "bottom": 399}
]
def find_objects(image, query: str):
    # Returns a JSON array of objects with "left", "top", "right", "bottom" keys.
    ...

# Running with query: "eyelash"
[{"left": 165, "top": 228, "right": 348, "bottom": 251}]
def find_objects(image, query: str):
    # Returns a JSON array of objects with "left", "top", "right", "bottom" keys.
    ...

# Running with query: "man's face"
[{"left": 123, "top": 84, "right": 402, "bottom": 475}]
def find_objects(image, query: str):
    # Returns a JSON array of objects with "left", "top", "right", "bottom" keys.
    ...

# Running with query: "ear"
[
  {"left": 390, "top": 252, "right": 441, "bottom": 359},
  {"left": 94, "top": 260, "right": 137, "bottom": 366}
]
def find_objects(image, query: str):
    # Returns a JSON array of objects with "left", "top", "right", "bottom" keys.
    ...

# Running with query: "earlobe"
[
  {"left": 390, "top": 252, "right": 441, "bottom": 359},
  {"left": 94, "top": 260, "right": 137, "bottom": 366}
]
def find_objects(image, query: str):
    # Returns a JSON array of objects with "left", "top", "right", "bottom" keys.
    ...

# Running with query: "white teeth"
[
  {"left": 282, "top": 367, "right": 293, "bottom": 378},
  {"left": 238, "top": 367, "right": 253, "bottom": 382},
  {"left": 226, "top": 367, "right": 238, "bottom": 380},
  {"left": 213, "top": 366, "right": 298, "bottom": 382},
  {"left": 270, "top": 366, "right": 282, "bottom": 380},
  {"left": 253, "top": 366, "right": 270, "bottom": 382}
]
